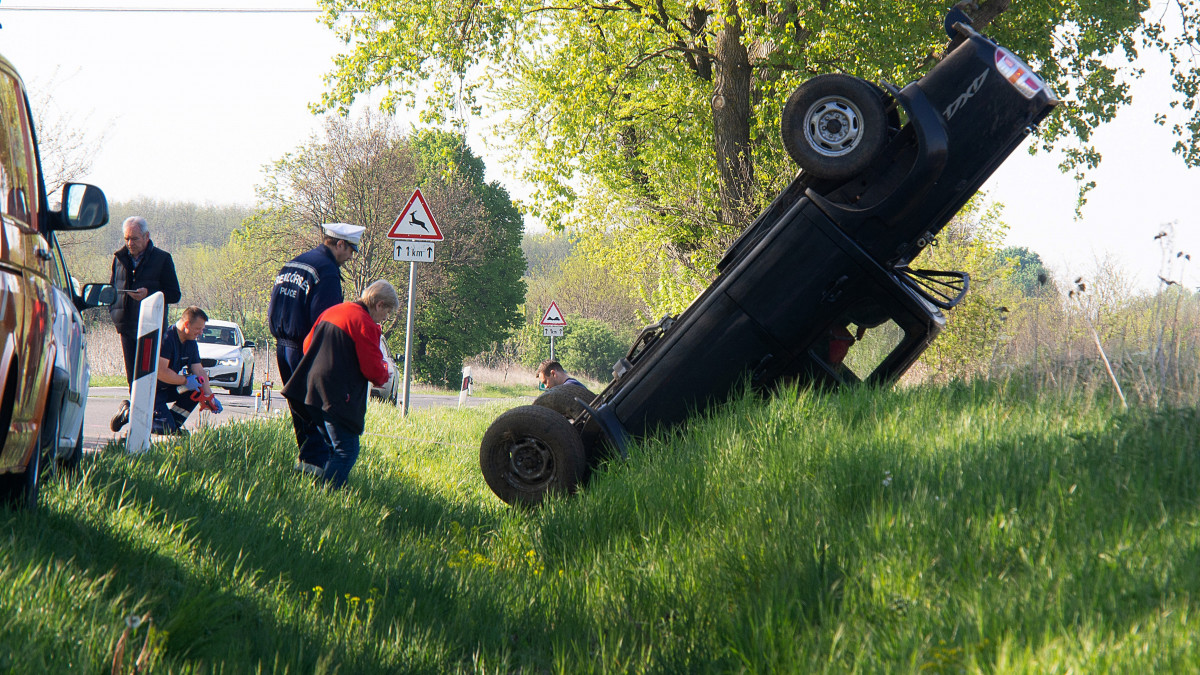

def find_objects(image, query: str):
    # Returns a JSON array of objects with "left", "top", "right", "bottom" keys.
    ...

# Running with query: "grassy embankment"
[{"left": 3, "top": 380, "right": 1198, "bottom": 672}]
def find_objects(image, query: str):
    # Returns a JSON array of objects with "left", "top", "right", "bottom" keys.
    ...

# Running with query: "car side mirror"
[
  {"left": 243, "top": 340, "right": 256, "bottom": 350},
  {"left": 57, "top": 183, "right": 109, "bottom": 231},
  {"left": 80, "top": 283, "right": 117, "bottom": 307}
]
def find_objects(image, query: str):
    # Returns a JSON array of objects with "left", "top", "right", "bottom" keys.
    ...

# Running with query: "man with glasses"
[
  {"left": 268, "top": 222, "right": 364, "bottom": 477},
  {"left": 108, "top": 216, "right": 181, "bottom": 430}
]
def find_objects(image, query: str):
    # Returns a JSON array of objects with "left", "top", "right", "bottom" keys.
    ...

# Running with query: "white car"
[
  {"left": 196, "top": 319, "right": 256, "bottom": 395},
  {"left": 370, "top": 336, "right": 400, "bottom": 404}
]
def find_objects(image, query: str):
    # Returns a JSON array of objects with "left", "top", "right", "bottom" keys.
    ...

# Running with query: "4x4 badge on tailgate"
[{"left": 943, "top": 69, "right": 989, "bottom": 121}]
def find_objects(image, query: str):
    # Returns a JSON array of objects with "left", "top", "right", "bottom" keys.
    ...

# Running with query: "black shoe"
[{"left": 110, "top": 400, "right": 130, "bottom": 432}]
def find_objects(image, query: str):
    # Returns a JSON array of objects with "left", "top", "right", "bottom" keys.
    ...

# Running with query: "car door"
[
  {"left": 0, "top": 63, "right": 54, "bottom": 469},
  {"left": 46, "top": 234, "right": 88, "bottom": 452}
]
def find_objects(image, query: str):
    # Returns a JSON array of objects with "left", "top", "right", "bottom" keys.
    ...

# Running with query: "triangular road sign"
[
  {"left": 388, "top": 189, "right": 444, "bottom": 241},
  {"left": 540, "top": 301, "right": 567, "bottom": 326}
]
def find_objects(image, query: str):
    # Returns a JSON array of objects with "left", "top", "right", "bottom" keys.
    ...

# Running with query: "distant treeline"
[{"left": 105, "top": 199, "right": 255, "bottom": 252}]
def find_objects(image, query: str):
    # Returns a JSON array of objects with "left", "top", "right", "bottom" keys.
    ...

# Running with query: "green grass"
[
  {"left": 89, "top": 374, "right": 129, "bottom": 388},
  {"left": 3, "top": 381, "right": 1199, "bottom": 672}
]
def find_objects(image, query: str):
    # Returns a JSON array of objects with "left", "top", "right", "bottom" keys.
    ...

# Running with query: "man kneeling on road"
[{"left": 111, "top": 306, "right": 222, "bottom": 435}]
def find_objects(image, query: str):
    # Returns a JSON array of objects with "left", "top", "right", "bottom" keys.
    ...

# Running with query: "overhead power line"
[{"left": 0, "top": 6, "right": 340, "bottom": 12}]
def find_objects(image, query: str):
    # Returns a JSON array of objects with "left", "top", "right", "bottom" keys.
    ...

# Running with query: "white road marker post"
[
  {"left": 458, "top": 365, "right": 472, "bottom": 407},
  {"left": 126, "top": 291, "right": 164, "bottom": 454}
]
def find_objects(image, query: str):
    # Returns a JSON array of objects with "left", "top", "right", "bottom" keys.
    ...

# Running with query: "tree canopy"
[{"left": 316, "top": 0, "right": 1199, "bottom": 244}]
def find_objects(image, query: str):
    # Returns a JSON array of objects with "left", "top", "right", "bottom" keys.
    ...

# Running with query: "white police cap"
[{"left": 322, "top": 222, "right": 366, "bottom": 246}]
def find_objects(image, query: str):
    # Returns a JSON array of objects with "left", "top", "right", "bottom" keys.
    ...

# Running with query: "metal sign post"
[
  {"left": 540, "top": 302, "right": 567, "bottom": 361},
  {"left": 401, "top": 261, "right": 417, "bottom": 416},
  {"left": 389, "top": 188, "right": 444, "bottom": 417}
]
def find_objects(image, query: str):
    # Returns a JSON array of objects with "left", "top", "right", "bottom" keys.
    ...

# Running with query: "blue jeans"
[{"left": 306, "top": 406, "right": 361, "bottom": 489}]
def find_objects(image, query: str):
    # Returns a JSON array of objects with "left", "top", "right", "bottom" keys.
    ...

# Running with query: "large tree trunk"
[{"left": 710, "top": 1, "right": 755, "bottom": 229}]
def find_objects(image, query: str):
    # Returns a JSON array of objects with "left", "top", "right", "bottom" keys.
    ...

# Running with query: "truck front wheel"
[{"left": 480, "top": 405, "right": 587, "bottom": 506}]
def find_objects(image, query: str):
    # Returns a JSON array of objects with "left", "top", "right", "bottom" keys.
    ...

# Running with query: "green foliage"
[
  {"left": 316, "top": 0, "right": 1199, "bottom": 258},
  {"left": 521, "top": 230, "right": 573, "bottom": 277},
  {"left": 996, "top": 245, "right": 1052, "bottom": 298},
  {"left": 245, "top": 116, "right": 526, "bottom": 386},
  {"left": 404, "top": 129, "right": 528, "bottom": 384},
  {"left": 525, "top": 241, "right": 647, "bottom": 335},
  {"left": 556, "top": 316, "right": 627, "bottom": 382},
  {"left": 914, "top": 200, "right": 1011, "bottom": 380},
  {"left": 7, "top": 384, "right": 1200, "bottom": 670}
]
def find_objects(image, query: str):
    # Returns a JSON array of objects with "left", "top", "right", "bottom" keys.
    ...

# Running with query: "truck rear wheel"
[
  {"left": 480, "top": 404, "right": 587, "bottom": 506},
  {"left": 782, "top": 74, "right": 888, "bottom": 180},
  {"left": 533, "top": 383, "right": 595, "bottom": 420}
]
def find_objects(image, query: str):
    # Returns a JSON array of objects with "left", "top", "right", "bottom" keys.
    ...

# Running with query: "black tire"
[
  {"left": 58, "top": 426, "right": 84, "bottom": 475},
  {"left": 480, "top": 405, "right": 587, "bottom": 506},
  {"left": 0, "top": 433, "right": 43, "bottom": 510},
  {"left": 532, "top": 383, "right": 595, "bottom": 420},
  {"left": 781, "top": 74, "right": 889, "bottom": 180},
  {"left": 238, "top": 368, "right": 255, "bottom": 396}
]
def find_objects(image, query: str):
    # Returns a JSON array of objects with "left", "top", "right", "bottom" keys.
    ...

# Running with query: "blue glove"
[
  {"left": 184, "top": 374, "right": 203, "bottom": 391},
  {"left": 209, "top": 397, "right": 223, "bottom": 413}
]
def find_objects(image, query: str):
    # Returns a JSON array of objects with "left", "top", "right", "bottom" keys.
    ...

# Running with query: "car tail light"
[{"left": 994, "top": 46, "right": 1045, "bottom": 99}]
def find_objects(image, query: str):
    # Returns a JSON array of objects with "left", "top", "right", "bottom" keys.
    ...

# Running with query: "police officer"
[{"left": 268, "top": 222, "right": 364, "bottom": 476}]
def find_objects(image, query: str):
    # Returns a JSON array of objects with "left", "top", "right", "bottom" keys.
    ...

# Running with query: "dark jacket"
[
  {"left": 108, "top": 242, "right": 181, "bottom": 334},
  {"left": 267, "top": 244, "right": 344, "bottom": 349},
  {"left": 281, "top": 301, "right": 389, "bottom": 435}
]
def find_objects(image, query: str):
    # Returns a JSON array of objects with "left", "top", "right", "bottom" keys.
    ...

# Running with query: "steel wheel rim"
[
  {"left": 804, "top": 95, "right": 864, "bottom": 157},
  {"left": 507, "top": 437, "right": 555, "bottom": 486}
]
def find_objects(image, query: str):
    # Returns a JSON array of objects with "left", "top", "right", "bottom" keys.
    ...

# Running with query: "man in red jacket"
[{"left": 281, "top": 280, "right": 399, "bottom": 488}]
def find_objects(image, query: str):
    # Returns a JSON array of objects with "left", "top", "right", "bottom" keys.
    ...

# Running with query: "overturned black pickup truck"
[{"left": 481, "top": 20, "right": 1059, "bottom": 505}]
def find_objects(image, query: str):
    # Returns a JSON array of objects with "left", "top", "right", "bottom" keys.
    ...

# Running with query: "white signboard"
[
  {"left": 393, "top": 241, "right": 436, "bottom": 262},
  {"left": 542, "top": 326, "right": 564, "bottom": 337}
]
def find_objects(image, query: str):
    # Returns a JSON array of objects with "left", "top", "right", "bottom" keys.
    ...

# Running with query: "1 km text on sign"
[{"left": 394, "top": 241, "right": 435, "bottom": 262}]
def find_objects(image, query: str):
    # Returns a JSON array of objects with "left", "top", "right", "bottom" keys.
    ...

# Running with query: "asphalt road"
[{"left": 84, "top": 386, "right": 496, "bottom": 451}]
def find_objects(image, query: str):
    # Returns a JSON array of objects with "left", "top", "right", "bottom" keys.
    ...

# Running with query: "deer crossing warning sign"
[{"left": 387, "top": 189, "right": 444, "bottom": 241}]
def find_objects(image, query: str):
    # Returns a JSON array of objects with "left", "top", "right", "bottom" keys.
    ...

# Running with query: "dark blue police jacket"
[{"left": 267, "top": 244, "right": 344, "bottom": 348}]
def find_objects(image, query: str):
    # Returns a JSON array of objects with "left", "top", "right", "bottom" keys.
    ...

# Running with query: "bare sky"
[{"left": 2, "top": 0, "right": 1196, "bottom": 292}]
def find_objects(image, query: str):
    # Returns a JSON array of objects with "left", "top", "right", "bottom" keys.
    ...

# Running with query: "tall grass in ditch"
[{"left": 3, "top": 383, "right": 1199, "bottom": 672}]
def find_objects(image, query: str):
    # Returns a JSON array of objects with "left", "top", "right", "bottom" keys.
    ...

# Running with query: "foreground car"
[
  {"left": 0, "top": 53, "right": 114, "bottom": 509},
  {"left": 480, "top": 20, "right": 1059, "bottom": 505},
  {"left": 196, "top": 319, "right": 256, "bottom": 395}
]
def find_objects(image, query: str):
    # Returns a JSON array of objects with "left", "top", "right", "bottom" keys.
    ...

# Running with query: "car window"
[
  {"left": 47, "top": 234, "right": 70, "bottom": 290},
  {"left": 841, "top": 320, "right": 907, "bottom": 380},
  {"left": 0, "top": 71, "right": 39, "bottom": 228},
  {"left": 198, "top": 326, "right": 238, "bottom": 346},
  {"left": 811, "top": 300, "right": 911, "bottom": 383}
]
